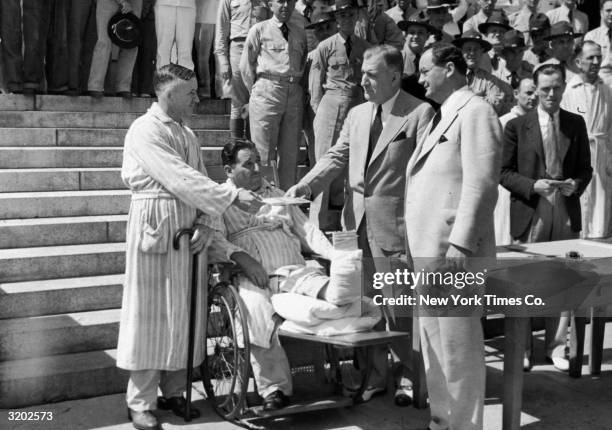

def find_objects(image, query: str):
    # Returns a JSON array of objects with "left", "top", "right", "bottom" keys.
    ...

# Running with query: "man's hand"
[
  {"left": 220, "top": 64, "right": 231, "bottom": 81},
  {"left": 285, "top": 183, "right": 311, "bottom": 198},
  {"left": 231, "top": 251, "right": 269, "bottom": 289},
  {"left": 233, "top": 188, "right": 264, "bottom": 213},
  {"left": 558, "top": 179, "right": 577, "bottom": 196},
  {"left": 533, "top": 179, "right": 562, "bottom": 197},
  {"left": 190, "top": 224, "right": 214, "bottom": 253},
  {"left": 119, "top": 0, "right": 133, "bottom": 14}
]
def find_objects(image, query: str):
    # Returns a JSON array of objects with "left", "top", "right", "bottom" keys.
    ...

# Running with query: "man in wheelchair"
[{"left": 203, "top": 138, "right": 342, "bottom": 411}]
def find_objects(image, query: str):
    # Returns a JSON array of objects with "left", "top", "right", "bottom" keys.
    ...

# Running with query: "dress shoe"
[
  {"left": 118, "top": 91, "right": 133, "bottom": 99},
  {"left": 342, "top": 385, "right": 387, "bottom": 402},
  {"left": 127, "top": 408, "right": 159, "bottom": 430},
  {"left": 262, "top": 390, "right": 290, "bottom": 411},
  {"left": 65, "top": 89, "right": 80, "bottom": 96},
  {"left": 546, "top": 345, "right": 569, "bottom": 372},
  {"left": 22, "top": 88, "right": 35, "bottom": 96},
  {"left": 157, "top": 396, "right": 200, "bottom": 418},
  {"left": 139, "top": 93, "right": 152, "bottom": 98},
  {"left": 89, "top": 90, "right": 104, "bottom": 98},
  {"left": 394, "top": 384, "right": 413, "bottom": 407}
]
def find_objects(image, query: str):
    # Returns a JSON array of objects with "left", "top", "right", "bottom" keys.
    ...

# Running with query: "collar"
[
  {"left": 271, "top": 15, "right": 284, "bottom": 27},
  {"left": 537, "top": 105, "right": 559, "bottom": 123},
  {"left": 376, "top": 89, "right": 401, "bottom": 117},
  {"left": 148, "top": 102, "right": 177, "bottom": 124},
  {"left": 226, "top": 177, "right": 273, "bottom": 195},
  {"left": 440, "top": 86, "right": 468, "bottom": 119}
]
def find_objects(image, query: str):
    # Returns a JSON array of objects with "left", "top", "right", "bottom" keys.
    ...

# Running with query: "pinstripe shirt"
[{"left": 206, "top": 179, "right": 334, "bottom": 274}]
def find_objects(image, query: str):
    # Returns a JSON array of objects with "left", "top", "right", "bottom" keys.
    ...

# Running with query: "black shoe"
[
  {"left": 127, "top": 408, "right": 159, "bottom": 430},
  {"left": 89, "top": 90, "right": 104, "bottom": 98},
  {"left": 118, "top": 91, "right": 133, "bottom": 99},
  {"left": 157, "top": 396, "right": 200, "bottom": 419},
  {"left": 22, "top": 88, "right": 35, "bottom": 96},
  {"left": 262, "top": 390, "right": 290, "bottom": 411},
  {"left": 66, "top": 89, "right": 80, "bottom": 96}
]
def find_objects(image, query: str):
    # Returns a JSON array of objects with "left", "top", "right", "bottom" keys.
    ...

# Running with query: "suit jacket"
[
  {"left": 300, "top": 90, "right": 434, "bottom": 253},
  {"left": 405, "top": 89, "right": 501, "bottom": 260},
  {"left": 500, "top": 109, "right": 593, "bottom": 238}
]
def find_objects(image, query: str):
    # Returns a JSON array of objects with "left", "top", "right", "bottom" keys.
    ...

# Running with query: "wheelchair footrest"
[{"left": 250, "top": 395, "right": 352, "bottom": 418}]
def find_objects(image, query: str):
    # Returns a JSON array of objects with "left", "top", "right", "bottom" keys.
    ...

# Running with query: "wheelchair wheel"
[{"left": 201, "top": 281, "right": 250, "bottom": 420}]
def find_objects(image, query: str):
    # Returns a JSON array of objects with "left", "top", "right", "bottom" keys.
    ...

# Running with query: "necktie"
[
  {"left": 545, "top": 113, "right": 562, "bottom": 179},
  {"left": 467, "top": 69, "right": 474, "bottom": 86},
  {"left": 491, "top": 54, "right": 499, "bottom": 70},
  {"left": 366, "top": 105, "right": 383, "bottom": 166},
  {"left": 429, "top": 109, "right": 441, "bottom": 135},
  {"left": 413, "top": 53, "right": 421, "bottom": 75},
  {"left": 280, "top": 23, "right": 289, "bottom": 41},
  {"left": 608, "top": 28, "right": 612, "bottom": 43},
  {"left": 510, "top": 71, "right": 520, "bottom": 89},
  {"left": 345, "top": 36, "right": 352, "bottom": 58}
]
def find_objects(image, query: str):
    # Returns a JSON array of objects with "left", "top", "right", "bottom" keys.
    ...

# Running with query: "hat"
[
  {"left": 108, "top": 12, "right": 141, "bottom": 49},
  {"left": 398, "top": 10, "right": 436, "bottom": 33},
  {"left": 478, "top": 9, "right": 512, "bottom": 34},
  {"left": 426, "top": 0, "right": 456, "bottom": 9},
  {"left": 452, "top": 29, "right": 492, "bottom": 51},
  {"left": 502, "top": 30, "right": 526, "bottom": 50},
  {"left": 332, "top": 0, "right": 360, "bottom": 12},
  {"left": 305, "top": 11, "right": 335, "bottom": 29},
  {"left": 544, "top": 21, "right": 583, "bottom": 41},
  {"left": 529, "top": 13, "right": 551, "bottom": 32},
  {"left": 533, "top": 58, "right": 563, "bottom": 76}
]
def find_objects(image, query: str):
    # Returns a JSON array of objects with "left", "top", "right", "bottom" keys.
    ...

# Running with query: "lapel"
[
  {"left": 524, "top": 110, "right": 545, "bottom": 162},
  {"left": 367, "top": 91, "right": 414, "bottom": 168},
  {"left": 558, "top": 109, "right": 572, "bottom": 160},
  {"left": 410, "top": 89, "right": 472, "bottom": 168},
  {"left": 359, "top": 103, "right": 376, "bottom": 175}
]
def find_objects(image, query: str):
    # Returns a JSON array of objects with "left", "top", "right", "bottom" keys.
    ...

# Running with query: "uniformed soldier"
[
  {"left": 478, "top": 9, "right": 512, "bottom": 75},
  {"left": 308, "top": 0, "right": 369, "bottom": 230},
  {"left": 496, "top": 29, "right": 534, "bottom": 88},
  {"left": 240, "top": 0, "right": 308, "bottom": 190},
  {"left": 523, "top": 13, "right": 553, "bottom": 68},
  {"left": 543, "top": 21, "right": 582, "bottom": 82},
  {"left": 398, "top": 10, "right": 434, "bottom": 77},
  {"left": 215, "top": 0, "right": 271, "bottom": 138}
]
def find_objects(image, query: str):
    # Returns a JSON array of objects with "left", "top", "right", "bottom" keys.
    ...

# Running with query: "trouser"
[
  {"left": 250, "top": 334, "right": 293, "bottom": 398},
  {"left": 310, "top": 90, "right": 363, "bottom": 230},
  {"left": 249, "top": 77, "right": 303, "bottom": 190},
  {"left": 419, "top": 316, "right": 485, "bottom": 430},
  {"left": 88, "top": 0, "right": 142, "bottom": 93},
  {"left": 126, "top": 369, "right": 186, "bottom": 411},
  {"left": 46, "top": 0, "right": 69, "bottom": 92},
  {"left": 229, "top": 41, "right": 249, "bottom": 119},
  {"left": 68, "top": 0, "right": 95, "bottom": 92},
  {"left": 132, "top": 8, "right": 157, "bottom": 96},
  {"left": 0, "top": 0, "right": 49, "bottom": 92},
  {"left": 154, "top": 4, "right": 196, "bottom": 70},
  {"left": 356, "top": 220, "right": 413, "bottom": 389},
  {"left": 194, "top": 23, "right": 215, "bottom": 96}
]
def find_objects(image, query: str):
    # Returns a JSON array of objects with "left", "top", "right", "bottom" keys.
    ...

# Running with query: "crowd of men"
[{"left": 18, "top": 0, "right": 609, "bottom": 429}]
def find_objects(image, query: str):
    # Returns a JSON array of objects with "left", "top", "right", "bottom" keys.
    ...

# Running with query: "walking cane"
[{"left": 172, "top": 227, "right": 199, "bottom": 422}]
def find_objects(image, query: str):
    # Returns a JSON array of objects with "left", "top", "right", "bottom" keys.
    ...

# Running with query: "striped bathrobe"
[{"left": 117, "top": 102, "right": 237, "bottom": 371}]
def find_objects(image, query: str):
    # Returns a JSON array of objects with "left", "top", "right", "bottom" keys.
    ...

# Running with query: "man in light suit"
[
  {"left": 287, "top": 44, "right": 434, "bottom": 404},
  {"left": 407, "top": 42, "right": 502, "bottom": 430}
]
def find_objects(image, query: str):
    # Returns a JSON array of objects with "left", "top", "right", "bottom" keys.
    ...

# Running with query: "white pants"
[
  {"left": 155, "top": 4, "right": 196, "bottom": 70},
  {"left": 126, "top": 369, "right": 186, "bottom": 411}
]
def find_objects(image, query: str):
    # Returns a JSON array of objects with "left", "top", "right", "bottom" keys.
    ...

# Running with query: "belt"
[
  {"left": 231, "top": 37, "right": 246, "bottom": 42},
  {"left": 131, "top": 190, "right": 176, "bottom": 200},
  {"left": 257, "top": 72, "right": 301, "bottom": 84}
]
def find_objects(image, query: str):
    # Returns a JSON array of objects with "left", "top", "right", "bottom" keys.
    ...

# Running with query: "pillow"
[{"left": 271, "top": 293, "right": 361, "bottom": 326}]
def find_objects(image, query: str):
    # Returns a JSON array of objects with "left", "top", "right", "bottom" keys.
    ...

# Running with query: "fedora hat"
[
  {"left": 502, "top": 30, "right": 526, "bottom": 50},
  {"left": 108, "top": 12, "right": 141, "bottom": 49},
  {"left": 426, "top": 0, "right": 456, "bottom": 9},
  {"left": 452, "top": 29, "right": 492, "bottom": 51},
  {"left": 305, "top": 10, "right": 335, "bottom": 29},
  {"left": 398, "top": 10, "right": 436, "bottom": 33},
  {"left": 544, "top": 21, "right": 583, "bottom": 41},
  {"left": 529, "top": 13, "right": 551, "bottom": 32},
  {"left": 478, "top": 10, "right": 512, "bottom": 34},
  {"left": 332, "top": 0, "right": 360, "bottom": 13}
]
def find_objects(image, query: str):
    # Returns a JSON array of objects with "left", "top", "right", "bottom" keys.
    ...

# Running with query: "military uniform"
[
  {"left": 467, "top": 67, "right": 514, "bottom": 116},
  {"left": 308, "top": 32, "right": 369, "bottom": 229},
  {"left": 240, "top": 15, "right": 308, "bottom": 190}
]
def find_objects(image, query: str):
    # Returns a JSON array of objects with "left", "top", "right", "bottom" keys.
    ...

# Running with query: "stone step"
[
  {"left": 0, "top": 111, "right": 227, "bottom": 129},
  {"left": 0, "top": 215, "right": 127, "bottom": 248},
  {"left": 35, "top": 95, "right": 230, "bottom": 114},
  {"left": 0, "top": 146, "right": 224, "bottom": 168},
  {"left": 0, "top": 190, "right": 131, "bottom": 219},
  {"left": 0, "top": 242, "right": 125, "bottom": 282},
  {"left": 0, "top": 94, "right": 35, "bottom": 111},
  {"left": 0, "top": 168, "right": 125, "bottom": 192},
  {"left": 0, "top": 128, "right": 230, "bottom": 147},
  {"left": 0, "top": 349, "right": 128, "bottom": 408},
  {"left": 0, "top": 274, "right": 124, "bottom": 318},
  {"left": 0, "top": 309, "right": 120, "bottom": 360}
]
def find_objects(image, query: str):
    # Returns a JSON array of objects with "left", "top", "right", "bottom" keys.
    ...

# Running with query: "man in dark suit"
[
  {"left": 287, "top": 44, "right": 434, "bottom": 405},
  {"left": 501, "top": 62, "right": 592, "bottom": 370}
]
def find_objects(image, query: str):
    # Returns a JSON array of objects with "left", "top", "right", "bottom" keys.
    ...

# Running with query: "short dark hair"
[
  {"left": 533, "top": 63, "right": 566, "bottom": 85},
  {"left": 153, "top": 63, "right": 196, "bottom": 93},
  {"left": 575, "top": 40, "right": 602, "bottom": 58},
  {"left": 363, "top": 45, "right": 404, "bottom": 74},
  {"left": 221, "top": 139, "right": 256, "bottom": 166},
  {"left": 426, "top": 42, "right": 468, "bottom": 76}
]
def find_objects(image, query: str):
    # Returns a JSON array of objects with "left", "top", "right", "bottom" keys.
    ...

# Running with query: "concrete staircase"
[{"left": 0, "top": 95, "right": 232, "bottom": 408}]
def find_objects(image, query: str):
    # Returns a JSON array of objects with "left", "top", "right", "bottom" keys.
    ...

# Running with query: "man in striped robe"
[{"left": 118, "top": 64, "right": 262, "bottom": 430}]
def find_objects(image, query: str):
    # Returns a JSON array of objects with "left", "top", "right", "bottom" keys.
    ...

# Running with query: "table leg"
[
  {"left": 569, "top": 311, "right": 586, "bottom": 378},
  {"left": 503, "top": 317, "right": 528, "bottom": 430},
  {"left": 589, "top": 307, "right": 606, "bottom": 376}
]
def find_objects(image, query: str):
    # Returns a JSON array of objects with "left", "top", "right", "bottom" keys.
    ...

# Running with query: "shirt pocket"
[
  {"left": 328, "top": 58, "right": 349, "bottom": 79},
  {"left": 263, "top": 41, "right": 286, "bottom": 52},
  {"left": 139, "top": 215, "right": 169, "bottom": 254}
]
